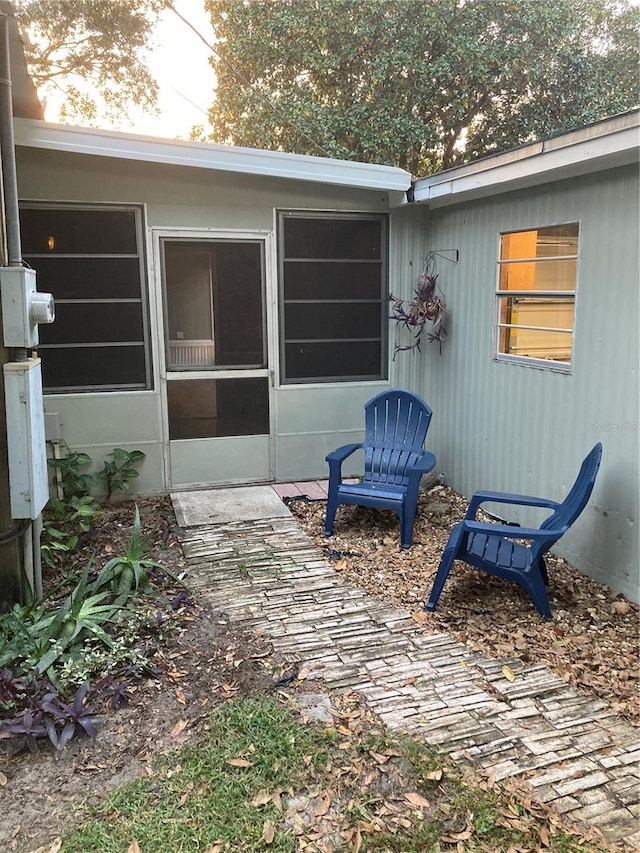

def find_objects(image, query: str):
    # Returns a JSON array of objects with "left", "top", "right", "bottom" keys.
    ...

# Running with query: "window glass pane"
[
  {"left": 285, "top": 341, "right": 381, "bottom": 380},
  {"left": 498, "top": 297, "right": 575, "bottom": 331},
  {"left": 498, "top": 259, "right": 577, "bottom": 292},
  {"left": 20, "top": 207, "right": 138, "bottom": 254},
  {"left": 39, "top": 304, "right": 144, "bottom": 345},
  {"left": 24, "top": 257, "right": 142, "bottom": 299},
  {"left": 40, "top": 346, "right": 147, "bottom": 389},
  {"left": 285, "top": 302, "right": 382, "bottom": 340},
  {"left": 164, "top": 240, "right": 264, "bottom": 370},
  {"left": 283, "top": 261, "right": 382, "bottom": 300},
  {"left": 167, "top": 378, "right": 269, "bottom": 439},
  {"left": 284, "top": 217, "right": 382, "bottom": 260},
  {"left": 498, "top": 327, "right": 573, "bottom": 362},
  {"left": 500, "top": 224, "right": 579, "bottom": 260}
]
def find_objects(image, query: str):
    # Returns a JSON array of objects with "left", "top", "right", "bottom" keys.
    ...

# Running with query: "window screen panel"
[
  {"left": 284, "top": 217, "right": 382, "bottom": 260},
  {"left": 20, "top": 204, "right": 150, "bottom": 392},
  {"left": 284, "top": 302, "right": 382, "bottom": 340},
  {"left": 20, "top": 207, "right": 138, "bottom": 255},
  {"left": 39, "top": 303, "right": 144, "bottom": 345},
  {"left": 28, "top": 257, "right": 142, "bottom": 299},
  {"left": 285, "top": 341, "right": 382, "bottom": 380},
  {"left": 283, "top": 261, "right": 382, "bottom": 300},
  {"left": 168, "top": 377, "right": 269, "bottom": 439},
  {"left": 40, "top": 345, "right": 147, "bottom": 389},
  {"left": 279, "top": 213, "right": 387, "bottom": 383}
]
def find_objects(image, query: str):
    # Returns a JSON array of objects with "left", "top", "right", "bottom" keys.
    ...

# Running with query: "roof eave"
[
  {"left": 13, "top": 118, "right": 413, "bottom": 193},
  {"left": 413, "top": 112, "right": 640, "bottom": 207}
]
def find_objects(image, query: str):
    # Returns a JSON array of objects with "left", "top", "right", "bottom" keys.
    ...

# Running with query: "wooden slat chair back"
[
  {"left": 426, "top": 443, "right": 603, "bottom": 620},
  {"left": 325, "top": 389, "right": 436, "bottom": 549}
]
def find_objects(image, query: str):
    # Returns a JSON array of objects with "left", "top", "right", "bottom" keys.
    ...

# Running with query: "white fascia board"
[
  {"left": 13, "top": 118, "right": 412, "bottom": 193},
  {"left": 413, "top": 121, "right": 639, "bottom": 206}
]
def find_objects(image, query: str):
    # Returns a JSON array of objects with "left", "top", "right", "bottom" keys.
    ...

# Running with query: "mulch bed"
[{"left": 288, "top": 485, "right": 639, "bottom": 726}]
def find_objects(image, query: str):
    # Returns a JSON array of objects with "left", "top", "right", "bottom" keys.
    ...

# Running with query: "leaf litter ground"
[
  {"left": 0, "top": 492, "right": 636, "bottom": 853},
  {"left": 289, "top": 485, "right": 638, "bottom": 726}
]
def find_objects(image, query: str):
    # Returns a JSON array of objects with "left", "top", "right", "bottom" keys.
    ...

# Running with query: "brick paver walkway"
[{"left": 176, "top": 511, "right": 639, "bottom": 848}]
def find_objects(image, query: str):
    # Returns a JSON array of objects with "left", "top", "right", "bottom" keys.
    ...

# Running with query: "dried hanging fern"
[{"left": 389, "top": 267, "right": 448, "bottom": 357}]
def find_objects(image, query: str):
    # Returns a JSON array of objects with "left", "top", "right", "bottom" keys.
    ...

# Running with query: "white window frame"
[
  {"left": 495, "top": 222, "right": 579, "bottom": 372},
  {"left": 278, "top": 210, "right": 389, "bottom": 384},
  {"left": 20, "top": 201, "right": 151, "bottom": 393}
]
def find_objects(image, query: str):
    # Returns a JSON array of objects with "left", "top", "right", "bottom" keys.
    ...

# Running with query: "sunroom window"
[
  {"left": 279, "top": 212, "right": 388, "bottom": 382},
  {"left": 19, "top": 204, "right": 150, "bottom": 392},
  {"left": 496, "top": 223, "right": 579, "bottom": 368}
]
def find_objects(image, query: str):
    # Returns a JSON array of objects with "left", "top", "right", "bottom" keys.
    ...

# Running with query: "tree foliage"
[
  {"left": 15, "top": 0, "right": 165, "bottom": 124},
  {"left": 203, "top": 0, "right": 639, "bottom": 172}
]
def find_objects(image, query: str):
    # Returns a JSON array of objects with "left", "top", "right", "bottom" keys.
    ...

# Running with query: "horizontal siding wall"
[{"left": 396, "top": 166, "right": 639, "bottom": 601}]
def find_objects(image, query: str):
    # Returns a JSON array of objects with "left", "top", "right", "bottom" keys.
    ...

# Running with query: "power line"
[{"left": 163, "top": 1, "right": 335, "bottom": 158}]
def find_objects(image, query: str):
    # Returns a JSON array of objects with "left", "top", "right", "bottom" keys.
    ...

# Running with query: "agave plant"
[{"left": 91, "top": 505, "right": 188, "bottom": 601}]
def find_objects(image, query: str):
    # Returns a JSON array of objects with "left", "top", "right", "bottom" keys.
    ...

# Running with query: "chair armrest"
[
  {"left": 406, "top": 451, "right": 437, "bottom": 487},
  {"left": 325, "top": 443, "right": 362, "bottom": 465},
  {"left": 467, "top": 490, "right": 562, "bottom": 519},
  {"left": 412, "top": 451, "right": 437, "bottom": 474},
  {"left": 326, "top": 443, "right": 362, "bottom": 484},
  {"left": 463, "top": 519, "right": 565, "bottom": 541}
]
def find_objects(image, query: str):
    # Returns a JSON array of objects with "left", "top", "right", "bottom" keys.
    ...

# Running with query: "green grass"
[
  {"left": 60, "top": 694, "right": 616, "bottom": 853},
  {"left": 62, "top": 695, "right": 330, "bottom": 853}
]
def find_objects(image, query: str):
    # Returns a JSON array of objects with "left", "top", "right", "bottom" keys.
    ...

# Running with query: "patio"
[{"left": 171, "top": 484, "right": 640, "bottom": 849}]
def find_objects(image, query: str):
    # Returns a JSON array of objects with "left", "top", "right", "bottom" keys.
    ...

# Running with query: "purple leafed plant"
[
  {"left": 94, "top": 674, "right": 135, "bottom": 710},
  {"left": 389, "top": 272, "right": 448, "bottom": 356},
  {"left": 40, "top": 682, "right": 101, "bottom": 749},
  {"left": 0, "top": 708, "right": 48, "bottom": 752}
]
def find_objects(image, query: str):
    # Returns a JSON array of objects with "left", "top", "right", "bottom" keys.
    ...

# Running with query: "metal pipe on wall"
[{"left": 0, "top": 10, "right": 42, "bottom": 600}]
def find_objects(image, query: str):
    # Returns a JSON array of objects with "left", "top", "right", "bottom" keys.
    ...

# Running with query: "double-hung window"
[
  {"left": 279, "top": 212, "right": 388, "bottom": 382},
  {"left": 20, "top": 204, "right": 150, "bottom": 392},
  {"left": 496, "top": 223, "right": 579, "bottom": 368}
]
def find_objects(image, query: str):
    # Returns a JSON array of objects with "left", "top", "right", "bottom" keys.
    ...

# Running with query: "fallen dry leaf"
[
  {"left": 226, "top": 758, "right": 255, "bottom": 768},
  {"left": 262, "top": 819, "right": 275, "bottom": 844},
  {"left": 27, "top": 840, "right": 62, "bottom": 853},
  {"left": 313, "top": 790, "right": 332, "bottom": 817},
  {"left": 411, "top": 610, "right": 430, "bottom": 626},
  {"left": 502, "top": 665, "right": 516, "bottom": 682},
  {"left": 353, "top": 826, "right": 363, "bottom": 853},
  {"left": 128, "top": 841, "right": 141, "bottom": 853},
  {"left": 441, "top": 828, "right": 472, "bottom": 842},
  {"left": 170, "top": 719, "right": 188, "bottom": 737},
  {"left": 0, "top": 771, "right": 7, "bottom": 785},
  {"left": 404, "top": 791, "right": 431, "bottom": 809},
  {"left": 202, "top": 841, "right": 225, "bottom": 853}
]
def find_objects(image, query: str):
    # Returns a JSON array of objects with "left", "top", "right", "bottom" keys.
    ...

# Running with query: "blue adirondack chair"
[
  {"left": 426, "top": 443, "right": 603, "bottom": 621},
  {"left": 325, "top": 389, "right": 436, "bottom": 549}
]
